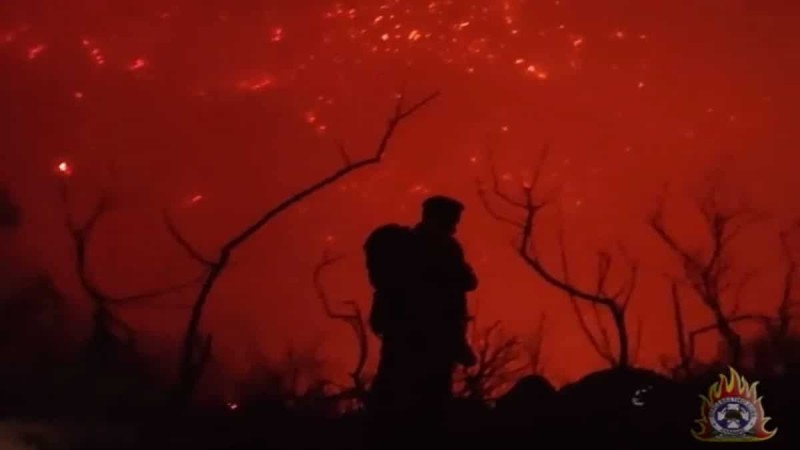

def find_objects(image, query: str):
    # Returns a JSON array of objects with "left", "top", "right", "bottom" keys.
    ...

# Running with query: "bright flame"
[
  {"left": 270, "top": 27, "right": 284, "bottom": 42},
  {"left": 27, "top": 44, "right": 46, "bottom": 60},
  {"left": 227, "top": 402, "right": 238, "bottom": 411},
  {"left": 128, "top": 58, "right": 147, "bottom": 71},
  {"left": 56, "top": 161, "right": 72, "bottom": 176},
  {"left": 692, "top": 367, "right": 777, "bottom": 442},
  {"left": 238, "top": 76, "right": 274, "bottom": 91}
]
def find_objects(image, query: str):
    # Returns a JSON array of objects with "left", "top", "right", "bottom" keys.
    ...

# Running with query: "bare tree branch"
[
  {"left": 112, "top": 275, "right": 206, "bottom": 305},
  {"left": 525, "top": 312, "right": 547, "bottom": 374},
  {"left": 478, "top": 144, "right": 634, "bottom": 367},
  {"left": 647, "top": 187, "right": 755, "bottom": 367},
  {"left": 557, "top": 229, "right": 614, "bottom": 365},
  {"left": 171, "top": 91, "right": 440, "bottom": 405},
  {"left": 312, "top": 251, "right": 368, "bottom": 397},
  {"left": 670, "top": 281, "right": 692, "bottom": 376},
  {"left": 58, "top": 181, "right": 200, "bottom": 361},
  {"left": 476, "top": 177, "right": 524, "bottom": 227},
  {"left": 726, "top": 269, "right": 759, "bottom": 317},
  {"left": 457, "top": 320, "right": 528, "bottom": 402},
  {"left": 688, "top": 313, "right": 772, "bottom": 359},
  {"left": 776, "top": 225, "right": 798, "bottom": 340},
  {"left": 162, "top": 210, "right": 216, "bottom": 267}
]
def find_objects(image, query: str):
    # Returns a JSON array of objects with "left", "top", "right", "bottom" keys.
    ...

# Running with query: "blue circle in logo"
[{"left": 709, "top": 397, "right": 757, "bottom": 436}]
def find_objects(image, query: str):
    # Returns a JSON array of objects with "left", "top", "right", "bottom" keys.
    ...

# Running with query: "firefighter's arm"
[{"left": 445, "top": 240, "right": 478, "bottom": 291}]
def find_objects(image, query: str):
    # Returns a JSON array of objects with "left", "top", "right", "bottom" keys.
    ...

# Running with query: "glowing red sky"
[{"left": 1, "top": 0, "right": 799, "bottom": 395}]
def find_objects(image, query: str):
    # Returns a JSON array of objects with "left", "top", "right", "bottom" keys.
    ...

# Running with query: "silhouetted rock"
[
  {"left": 494, "top": 374, "right": 556, "bottom": 420},
  {"left": 555, "top": 367, "right": 695, "bottom": 444}
]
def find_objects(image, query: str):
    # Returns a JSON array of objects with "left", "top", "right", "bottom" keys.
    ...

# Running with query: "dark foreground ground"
[{"left": 1, "top": 368, "right": 796, "bottom": 450}]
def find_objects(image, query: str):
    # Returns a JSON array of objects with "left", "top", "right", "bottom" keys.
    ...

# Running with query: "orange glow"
[
  {"left": 128, "top": 58, "right": 147, "bottom": 71},
  {"left": 1, "top": 0, "right": 797, "bottom": 400},
  {"left": 56, "top": 161, "right": 72, "bottom": 176},
  {"left": 238, "top": 76, "right": 274, "bottom": 91},
  {"left": 27, "top": 44, "right": 45, "bottom": 60},
  {"left": 270, "top": 27, "right": 284, "bottom": 42}
]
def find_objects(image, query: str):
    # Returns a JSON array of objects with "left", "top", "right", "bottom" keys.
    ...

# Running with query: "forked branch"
[
  {"left": 58, "top": 180, "right": 201, "bottom": 359},
  {"left": 477, "top": 145, "right": 637, "bottom": 367},
  {"left": 168, "top": 90, "right": 440, "bottom": 405},
  {"left": 647, "top": 186, "right": 760, "bottom": 367},
  {"left": 458, "top": 320, "right": 528, "bottom": 401},
  {"left": 312, "top": 251, "right": 368, "bottom": 396}
]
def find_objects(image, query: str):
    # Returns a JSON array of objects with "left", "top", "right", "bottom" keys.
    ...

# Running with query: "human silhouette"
[
  {"left": 409, "top": 195, "right": 477, "bottom": 368},
  {"left": 364, "top": 195, "right": 478, "bottom": 445}
]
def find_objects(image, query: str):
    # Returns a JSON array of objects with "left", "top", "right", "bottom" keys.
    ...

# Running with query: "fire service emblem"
[{"left": 691, "top": 367, "right": 777, "bottom": 442}]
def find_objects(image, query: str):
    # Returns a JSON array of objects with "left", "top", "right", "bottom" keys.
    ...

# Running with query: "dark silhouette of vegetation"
[
  {"left": 58, "top": 180, "right": 200, "bottom": 364},
  {"left": 648, "top": 184, "right": 762, "bottom": 368},
  {"left": 164, "top": 91, "right": 440, "bottom": 406},
  {"left": 454, "top": 317, "right": 539, "bottom": 402},
  {"left": 655, "top": 188, "right": 799, "bottom": 377},
  {"left": 478, "top": 146, "right": 639, "bottom": 368},
  {"left": 312, "top": 251, "right": 369, "bottom": 405},
  {"left": 4, "top": 121, "right": 800, "bottom": 450}
]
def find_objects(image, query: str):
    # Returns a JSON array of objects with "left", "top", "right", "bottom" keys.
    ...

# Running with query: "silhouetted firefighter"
[{"left": 364, "top": 195, "right": 478, "bottom": 444}]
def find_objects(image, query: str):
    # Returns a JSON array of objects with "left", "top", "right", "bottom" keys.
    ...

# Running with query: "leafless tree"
[
  {"left": 661, "top": 212, "right": 799, "bottom": 376},
  {"left": 772, "top": 225, "right": 799, "bottom": 342},
  {"left": 478, "top": 146, "right": 639, "bottom": 368},
  {"left": 455, "top": 320, "right": 528, "bottom": 402},
  {"left": 523, "top": 312, "right": 548, "bottom": 375},
  {"left": 665, "top": 281, "right": 692, "bottom": 377},
  {"left": 312, "top": 251, "right": 368, "bottom": 400},
  {"left": 240, "top": 341, "right": 327, "bottom": 404},
  {"left": 164, "top": 90, "right": 440, "bottom": 405},
  {"left": 281, "top": 344, "right": 328, "bottom": 399},
  {"left": 744, "top": 224, "right": 799, "bottom": 374},
  {"left": 648, "top": 185, "right": 764, "bottom": 367},
  {"left": 58, "top": 180, "right": 201, "bottom": 364}
]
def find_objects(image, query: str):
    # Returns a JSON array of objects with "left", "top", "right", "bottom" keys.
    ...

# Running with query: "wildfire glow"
[
  {"left": 0, "top": 0, "right": 791, "bottom": 392},
  {"left": 27, "top": 44, "right": 45, "bottom": 60},
  {"left": 128, "top": 58, "right": 147, "bottom": 71},
  {"left": 56, "top": 161, "right": 72, "bottom": 176},
  {"left": 238, "top": 76, "right": 274, "bottom": 91},
  {"left": 692, "top": 367, "right": 777, "bottom": 442},
  {"left": 79, "top": 38, "right": 106, "bottom": 65},
  {"left": 270, "top": 27, "right": 284, "bottom": 42}
]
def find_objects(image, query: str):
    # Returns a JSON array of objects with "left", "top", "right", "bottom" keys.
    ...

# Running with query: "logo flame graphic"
[{"left": 692, "top": 367, "right": 777, "bottom": 442}]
